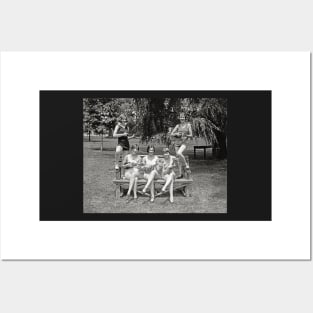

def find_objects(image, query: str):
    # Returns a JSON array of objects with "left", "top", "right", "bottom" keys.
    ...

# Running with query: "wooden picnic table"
[{"left": 193, "top": 145, "right": 212, "bottom": 160}]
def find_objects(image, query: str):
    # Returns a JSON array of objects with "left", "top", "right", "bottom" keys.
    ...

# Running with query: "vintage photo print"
[
  {"left": 3, "top": 52, "right": 310, "bottom": 260},
  {"left": 40, "top": 90, "right": 271, "bottom": 221},
  {"left": 83, "top": 97, "right": 227, "bottom": 214}
]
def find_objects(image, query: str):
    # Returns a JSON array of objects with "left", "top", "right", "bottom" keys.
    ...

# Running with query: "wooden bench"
[
  {"left": 193, "top": 145, "right": 212, "bottom": 160},
  {"left": 113, "top": 155, "right": 193, "bottom": 199}
]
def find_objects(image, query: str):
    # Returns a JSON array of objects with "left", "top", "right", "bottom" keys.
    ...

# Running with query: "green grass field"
[{"left": 83, "top": 137, "right": 227, "bottom": 213}]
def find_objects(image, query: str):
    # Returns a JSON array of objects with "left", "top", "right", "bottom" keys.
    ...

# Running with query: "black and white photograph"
[
  {"left": 1, "top": 2, "right": 312, "bottom": 312},
  {"left": 83, "top": 97, "right": 227, "bottom": 214}
]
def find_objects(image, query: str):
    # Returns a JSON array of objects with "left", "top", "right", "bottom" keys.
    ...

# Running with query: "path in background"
[{"left": 83, "top": 137, "right": 227, "bottom": 213}]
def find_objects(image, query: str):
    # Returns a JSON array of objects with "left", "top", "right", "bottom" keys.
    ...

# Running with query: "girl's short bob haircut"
[{"left": 147, "top": 145, "right": 155, "bottom": 153}]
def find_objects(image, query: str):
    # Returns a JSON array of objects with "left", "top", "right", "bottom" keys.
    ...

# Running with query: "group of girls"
[
  {"left": 122, "top": 145, "right": 176, "bottom": 202},
  {"left": 113, "top": 113, "right": 193, "bottom": 203}
]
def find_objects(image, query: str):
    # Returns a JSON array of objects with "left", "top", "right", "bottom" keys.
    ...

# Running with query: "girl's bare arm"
[
  {"left": 122, "top": 155, "right": 132, "bottom": 168},
  {"left": 113, "top": 124, "right": 128, "bottom": 138},
  {"left": 170, "top": 125, "right": 179, "bottom": 136}
]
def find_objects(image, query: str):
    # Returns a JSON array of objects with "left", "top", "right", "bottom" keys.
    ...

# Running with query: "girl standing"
[
  {"left": 113, "top": 114, "right": 134, "bottom": 170},
  {"left": 170, "top": 112, "right": 193, "bottom": 178}
]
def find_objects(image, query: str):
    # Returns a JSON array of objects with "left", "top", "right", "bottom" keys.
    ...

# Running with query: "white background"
[
  {"left": 1, "top": 51, "right": 310, "bottom": 260},
  {"left": 0, "top": 1, "right": 312, "bottom": 313}
]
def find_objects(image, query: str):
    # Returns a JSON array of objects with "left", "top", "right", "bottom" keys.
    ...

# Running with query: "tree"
[
  {"left": 138, "top": 97, "right": 227, "bottom": 159},
  {"left": 83, "top": 98, "right": 100, "bottom": 142},
  {"left": 84, "top": 97, "right": 227, "bottom": 159},
  {"left": 83, "top": 98, "right": 137, "bottom": 149},
  {"left": 186, "top": 98, "right": 227, "bottom": 159},
  {"left": 93, "top": 98, "right": 122, "bottom": 151},
  {"left": 134, "top": 97, "right": 178, "bottom": 144}
]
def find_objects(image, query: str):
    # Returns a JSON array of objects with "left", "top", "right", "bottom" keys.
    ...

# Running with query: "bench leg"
[
  {"left": 185, "top": 184, "right": 192, "bottom": 197},
  {"left": 181, "top": 187, "right": 187, "bottom": 197},
  {"left": 186, "top": 169, "right": 191, "bottom": 179}
]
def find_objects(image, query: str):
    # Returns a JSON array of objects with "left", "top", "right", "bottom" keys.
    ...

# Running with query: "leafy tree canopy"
[{"left": 83, "top": 97, "right": 227, "bottom": 157}]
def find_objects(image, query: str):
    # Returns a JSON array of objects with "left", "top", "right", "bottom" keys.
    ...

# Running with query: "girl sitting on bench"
[
  {"left": 122, "top": 144, "right": 141, "bottom": 200},
  {"left": 157, "top": 148, "right": 176, "bottom": 203},
  {"left": 141, "top": 145, "right": 159, "bottom": 202}
]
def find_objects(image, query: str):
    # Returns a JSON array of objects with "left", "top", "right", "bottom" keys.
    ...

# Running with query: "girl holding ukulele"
[{"left": 170, "top": 112, "right": 193, "bottom": 178}]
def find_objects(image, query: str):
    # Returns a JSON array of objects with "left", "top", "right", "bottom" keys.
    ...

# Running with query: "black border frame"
[{"left": 40, "top": 91, "right": 271, "bottom": 221}]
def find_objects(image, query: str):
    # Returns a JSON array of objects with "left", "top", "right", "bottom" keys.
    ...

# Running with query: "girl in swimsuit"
[
  {"left": 122, "top": 144, "right": 141, "bottom": 200},
  {"left": 170, "top": 112, "right": 193, "bottom": 178},
  {"left": 157, "top": 148, "right": 176, "bottom": 203},
  {"left": 113, "top": 114, "right": 134, "bottom": 170},
  {"left": 141, "top": 145, "right": 159, "bottom": 202}
]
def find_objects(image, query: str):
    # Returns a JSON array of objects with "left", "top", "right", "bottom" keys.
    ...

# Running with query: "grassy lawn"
[{"left": 83, "top": 136, "right": 227, "bottom": 213}]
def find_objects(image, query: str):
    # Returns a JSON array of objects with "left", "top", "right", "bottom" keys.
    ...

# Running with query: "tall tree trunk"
[
  {"left": 88, "top": 131, "right": 91, "bottom": 142},
  {"left": 101, "top": 132, "right": 104, "bottom": 151}
]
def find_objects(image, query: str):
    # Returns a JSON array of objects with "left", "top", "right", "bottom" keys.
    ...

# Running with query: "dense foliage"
[{"left": 83, "top": 97, "right": 227, "bottom": 158}]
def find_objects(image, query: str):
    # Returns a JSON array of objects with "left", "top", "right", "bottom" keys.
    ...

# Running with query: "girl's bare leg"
[
  {"left": 162, "top": 173, "right": 174, "bottom": 191},
  {"left": 127, "top": 176, "right": 135, "bottom": 197},
  {"left": 133, "top": 177, "right": 138, "bottom": 199},
  {"left": 115, "top": 145, "right": 123, "bottom": 169},
  {"left": 175, "top": 146, "right": 182, "bottom": 176},
  {"left": 150, "top": 181, "right": 155, "bottom": 202},
  {"left": 143, "top": 170, "right": 156, "bottom": 193},
  {"left": 176, "top": 144, "right": 188, "bottom": 175},
  {"left": 177, "top": 144, "right": 187, "bottom": 166},
  {"left": 169, "top": 180, "right": 174, "bottom": 203}
]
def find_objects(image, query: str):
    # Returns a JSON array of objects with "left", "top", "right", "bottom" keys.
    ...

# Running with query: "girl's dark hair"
[
  {"left": 147, "top": 145, "right": 155, "bottom": 153},
  {"left": 131, "top": 144, "right": 139, "bottom": 151}
]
